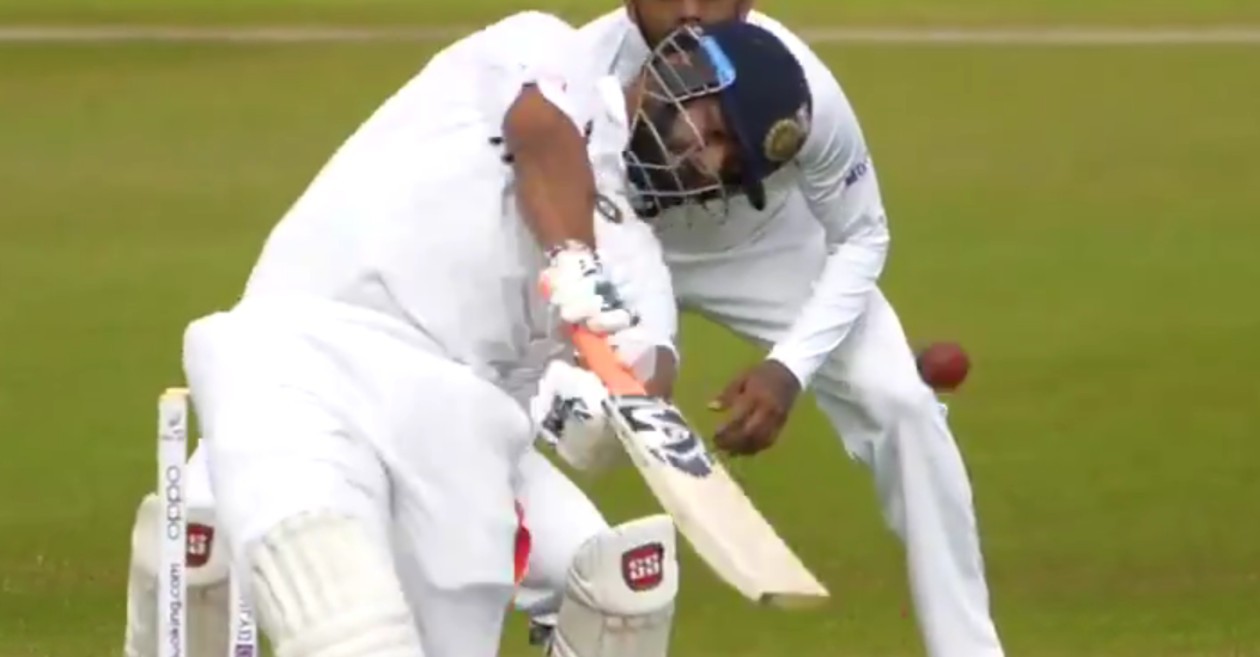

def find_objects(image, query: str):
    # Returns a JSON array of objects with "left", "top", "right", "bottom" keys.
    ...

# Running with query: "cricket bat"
[{"left": 567, "top": 324, "right": 830, "bottom": 609}]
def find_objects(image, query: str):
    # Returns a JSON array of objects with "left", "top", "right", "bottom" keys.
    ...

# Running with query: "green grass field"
[
  {"left": 2, "top": 1, "right": 1259, "bottom": 656},
  {"left": 3, "top": 0, "right": 1260, "bottom": 27}
]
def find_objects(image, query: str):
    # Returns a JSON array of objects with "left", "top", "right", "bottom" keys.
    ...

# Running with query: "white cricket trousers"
[
  {"left": 182, "top": 297, "right": 533, "bottom": 657},
  {"left": 658, "top": 194, "right": 1005, "bottom": 657}
]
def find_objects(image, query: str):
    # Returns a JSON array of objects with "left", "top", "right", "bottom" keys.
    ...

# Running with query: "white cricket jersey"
[
  {"left": 578, "top": 10, "right": 892, "bottom": 385},
  {"left": 240, "top": 11, "right": 672, "bottom": 388}
]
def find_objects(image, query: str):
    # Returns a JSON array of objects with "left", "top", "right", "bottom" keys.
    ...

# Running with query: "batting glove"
[
  {"left": 540, "top": 241, "right": 638, "bottom": 335},
  {"left": 530, "top": 360, "right": 626, "bottom": 473}
]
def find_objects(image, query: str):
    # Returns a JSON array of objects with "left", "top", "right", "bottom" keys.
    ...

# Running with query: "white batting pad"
[
  {"left": 247, "top": 512, "right": 423, "bottom": 657},
  {"left": 131, "top": 492, "right": 232, "bottom": 585},
  {"left": 550, "top": 515, "right": 678, "bottom": 657},
  {"left": 124, "top": 493, "right": 234, "bottom": 657}
]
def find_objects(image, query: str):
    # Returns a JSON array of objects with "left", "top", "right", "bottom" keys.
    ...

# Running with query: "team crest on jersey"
[
  {"left": 763, "top": 103, "right": 811, "bottom": 163},
  {"left": 843, "top": 155, "right": 871, "bottom": 188},
  {"left": 595, "top": 192, "right": 624, "bottom": 224},
  {"left": 621, "top": 542, "right": 666, "bottom": 591}
]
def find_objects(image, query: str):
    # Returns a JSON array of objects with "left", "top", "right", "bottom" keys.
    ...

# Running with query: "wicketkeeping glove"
[{"left": 540, "top": 241, "right": 638, "bottom": 335}]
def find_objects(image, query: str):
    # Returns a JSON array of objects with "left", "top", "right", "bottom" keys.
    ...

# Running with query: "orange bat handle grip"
[
  {"left": 538, "top": 278, "right": 647, "bottom": 396},
  {"left": 568, "top": 325, "right": 647, "bottom": 396}
]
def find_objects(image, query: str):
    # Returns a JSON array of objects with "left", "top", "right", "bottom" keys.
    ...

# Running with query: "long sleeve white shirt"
[{"left": 243, "top": 11, "right": 677, "bottom": 388}]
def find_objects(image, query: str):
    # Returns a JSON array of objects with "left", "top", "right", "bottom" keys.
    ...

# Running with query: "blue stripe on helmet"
[{"left": 697, "top": 35, "right": 737, "bottom": 88}]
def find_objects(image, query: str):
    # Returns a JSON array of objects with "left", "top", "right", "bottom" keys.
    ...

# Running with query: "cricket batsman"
[
  {"left": 123, "top": 12, "right": 815, "bottom": 657},
  {"left": 511, "top": 3, "right": 1010, "bottom": 657}
]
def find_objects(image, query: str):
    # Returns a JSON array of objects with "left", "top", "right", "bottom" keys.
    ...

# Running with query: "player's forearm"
[
  {"left": 644, "top": 347, "right": 678, "bottom": 399},
  {"left": 597, "top": 214, "right": 680, "bottom": 355},
  {"left": 767, "top": 229, "right": 888, "bottom": 387},
  {"left": 595, "top": 204, "right": 681, "bottom": 395},
  {"left": 504, "top": 86, "right": 596, "bottom": 249}
]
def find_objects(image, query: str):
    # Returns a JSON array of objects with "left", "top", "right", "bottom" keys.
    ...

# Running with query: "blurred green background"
[
  {"left": 2, "top": 1, "right": 1258, "bottom": 656},
  {"left": 3, "top": 0, "right": 1260, "bottom": 26}
]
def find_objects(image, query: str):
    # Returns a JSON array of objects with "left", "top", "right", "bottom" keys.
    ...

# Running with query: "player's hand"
[
  {"left": 531, "top": 360, "right": 625, "bottom": 473},
  {"left": 709, "top": 360, "right": 801, "bottom": 456},
  {"left": 541, "top": 241, "right": 638, "bottom": 335}
]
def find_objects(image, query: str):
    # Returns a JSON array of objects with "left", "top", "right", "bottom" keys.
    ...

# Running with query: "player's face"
[
  {"left": 625, "top": 41, "right": 740, "bottom": 213},
  {"left": 652, "top": 96, "right": 736, "bottom": 193},
  {"left": 626, "top": 0, "right": 750, "bottom": 47}
]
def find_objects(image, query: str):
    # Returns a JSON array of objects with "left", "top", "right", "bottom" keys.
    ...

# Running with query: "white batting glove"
[
  {"left": 541, "top": 241, "right": 638, "bottom": 335},
  {"left": 530, "top": 361, "right": 627, "bottom": 474}
]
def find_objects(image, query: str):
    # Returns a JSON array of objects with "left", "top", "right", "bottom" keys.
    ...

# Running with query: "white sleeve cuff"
[
  {"left": 530, "top": 77, "right": 584, "bottom": 132},
  {"left": 765, "top": 349, "right": 822, "bottom": 389}
]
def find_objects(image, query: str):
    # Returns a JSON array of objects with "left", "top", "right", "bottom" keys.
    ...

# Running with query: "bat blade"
[
  {"left": 553, "top": 321, "right": 828, "bottom": 607},
  {"left": 603, "top": 393, "right": 830, "bottom": 608}
]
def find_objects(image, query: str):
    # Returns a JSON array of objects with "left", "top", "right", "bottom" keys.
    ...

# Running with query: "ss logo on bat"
[{"left": 617, "top": 396, "right": 714, "bottom": 477}]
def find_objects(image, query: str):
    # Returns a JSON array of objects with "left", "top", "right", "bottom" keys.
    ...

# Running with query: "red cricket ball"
[{"left": 916, "top": 341, "right": 971, "bottom": 392}]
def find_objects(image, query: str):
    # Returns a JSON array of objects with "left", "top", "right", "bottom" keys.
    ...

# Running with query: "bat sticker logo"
[{"left": 615, "top": 396, "right": 714, "bottom": 477}]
